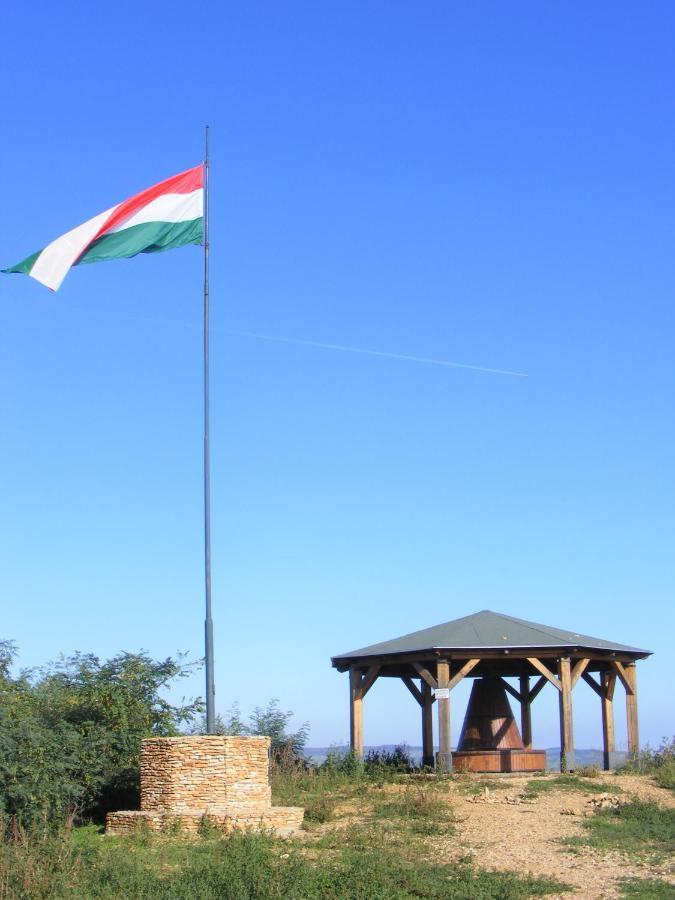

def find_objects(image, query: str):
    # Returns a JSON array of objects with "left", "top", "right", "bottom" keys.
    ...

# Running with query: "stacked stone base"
[
  {"left": 106, "top": 806, "right": 304, "bottom": 838},
  {"left": 106, "top": 736, "right": 304, "bottom": 838}
]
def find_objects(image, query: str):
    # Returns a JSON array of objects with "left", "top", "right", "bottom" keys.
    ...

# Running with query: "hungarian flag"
[{"left": 3, "top": 165, "right": 203, "bottom": 291}]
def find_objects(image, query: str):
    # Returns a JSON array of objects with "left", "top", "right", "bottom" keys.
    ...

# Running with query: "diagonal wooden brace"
[
  {"left": 412, "top": 662, "right": 438, "bottom": 691},
  {"left": 359, "top": 664, "right": 381, "bottom": 698},
  {"left": 581, "top": 671, "right": 603, "bottom": 698},
  {"left": 571, "top": 658, "right": 590, "bottom": 689},
  {"left": 611, "top": 660, "right": 634, "bottom": 695},
  {"left": 526, "top": 657, "right": 562, "bottom": 691},
  {"left": 528, "top": 675, "right": 548, "bottom": 703},
  {"left": 447, "top": 658, "right": 480, "bottom": 691},
  {"left": 499, "top": 678, "right": 522, "bottom": 703},
  {"left": 402, "top": 675, "right": 424, "bottom": 706}
]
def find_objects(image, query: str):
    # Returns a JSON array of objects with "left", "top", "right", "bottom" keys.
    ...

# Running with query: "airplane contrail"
[
  {"left": 217, "top": 328, "right": 528, "bottom": 378},
  {"left": 50, "top": 302, "right": 528, "bottom": 377}
]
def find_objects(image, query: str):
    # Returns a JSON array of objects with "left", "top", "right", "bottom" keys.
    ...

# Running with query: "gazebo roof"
[{"left": 332, "top": 609, "right": 651, "bottom": 668}]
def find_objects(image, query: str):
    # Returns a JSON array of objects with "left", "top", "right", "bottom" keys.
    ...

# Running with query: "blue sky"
[{"left": 1, "top": 2, "right": 673, "bottom": 751}]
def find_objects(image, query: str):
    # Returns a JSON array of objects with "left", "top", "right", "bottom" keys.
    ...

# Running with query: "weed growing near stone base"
[
  {"left": 270, "top": 756, "right": 410, "bottom": 825},
  {"left": 270, "top": 765, "right": 372, "bottom": 819}
]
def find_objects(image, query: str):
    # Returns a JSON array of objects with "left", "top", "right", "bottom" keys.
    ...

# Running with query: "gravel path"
[{"left": 437, "top": 773, "right": 674, "bottom": 899}]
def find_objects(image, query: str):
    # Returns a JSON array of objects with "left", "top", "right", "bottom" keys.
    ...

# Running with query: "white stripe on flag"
[
  {"left": 107, "top": 189, "right": 203, "bottom": 234},
  {"left": 30, "top": 204, "right": 119, "bottom": 291}
]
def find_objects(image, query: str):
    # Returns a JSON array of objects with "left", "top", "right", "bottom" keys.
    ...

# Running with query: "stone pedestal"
[{"left": 106, "top": 736, "right": 303, "bottom": 837}]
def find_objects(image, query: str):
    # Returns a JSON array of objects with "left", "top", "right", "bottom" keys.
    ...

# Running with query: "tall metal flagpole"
[{"left": 203, "top": 125, "right": 215, "bottom": 733}]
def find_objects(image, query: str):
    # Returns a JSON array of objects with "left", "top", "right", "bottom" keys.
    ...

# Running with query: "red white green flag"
[{"left": 3, "top": 165, "right": 203, "bottom": 291}]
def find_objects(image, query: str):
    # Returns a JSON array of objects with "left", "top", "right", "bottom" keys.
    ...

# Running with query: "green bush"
[
  {"left": 364, "top": 744, "right": 416, "bottom": 774},
  {"left": 318, "top": 744, "right": 417, "bottom": 783},
  {"left": 617, "top": 737, "right": 675, "bottom": 794},
  {"left": 193, "top": 699, "right": 310, "bottom": 772},
  {"left": 320, "top": 747, "right": 364, "bottom": 776},
  {"left": 653, "top": 765, "right": 675, "bottom": 792},
  {"left": 0, "top": 641, "right": 202, "bottom": 828}
]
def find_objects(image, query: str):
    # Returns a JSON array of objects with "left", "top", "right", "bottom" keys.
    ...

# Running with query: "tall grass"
[
  {"left": 371, "top": 780, "right": 455, "bottom": 836},
  {"left": 0, "top": 752, "right": 571, "bottom": 898},
  {"left": 0, "top": 818, "right": 82, "bottom": 900},
  {"left": 270, "top": 746, "right": 412, "bottom": 823},
  {"left": 0, "top": 764, "right": 569, "bottom": 899},
  {"left": 0, "top": 818, "right": 567, "bottom": 900}
]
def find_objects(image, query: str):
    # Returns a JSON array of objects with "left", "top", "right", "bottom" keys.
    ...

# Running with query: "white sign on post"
[{"left": 435, "top": 688, "right": 450, "bottom": 700}]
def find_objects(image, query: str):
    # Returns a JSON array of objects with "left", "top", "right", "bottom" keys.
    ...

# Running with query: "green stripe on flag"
[
  {"left": 76, "top": 218, "right": 203, "bottom": 266},
  {"left": 2, "top": 249, "right": 41, "bottom": 275}
]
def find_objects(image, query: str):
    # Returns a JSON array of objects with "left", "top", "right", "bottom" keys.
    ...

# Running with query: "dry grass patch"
[{"left": 371, "top": 780, "right": 456, "bottom": 836}]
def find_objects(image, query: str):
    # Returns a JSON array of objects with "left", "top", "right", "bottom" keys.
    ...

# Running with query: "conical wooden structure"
[
  {"left": 458, "top": 678, "right": 524, "bottom": 751},
  {"left": 453, "top": 676, "right": 545, "bottom": 771}
]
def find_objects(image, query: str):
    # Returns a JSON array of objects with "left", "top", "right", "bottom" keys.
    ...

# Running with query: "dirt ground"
[{"left": 435, "top": 773, "right": 675, "bottom": 899}]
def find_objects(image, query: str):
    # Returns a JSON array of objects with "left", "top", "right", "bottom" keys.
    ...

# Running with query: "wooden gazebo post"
[
  {"left": 557, "top": 657, "right": 574, "bottom": 772},
  {"left": 519, "top": 674, "right": 532, "bottom": 750},
  {"left": 349, "top": 667, "right": 363, "bottom": 758},
  {"left": 436, "top": 659, "right": 452, "bottom": 772},
  {"left": 349, "top": 664, "right": 380, "bottom": 759},
  {"left": 421, "top": 681, "right": 434, "bottom": 768},
  {"left": 610, "top": 660, "right": 640, "bottom": 758},
  {"left": 600, "top": 670, "right": 616, "bottom": 770},
  {"left": 625, "top": 662, "right": 639, "bottom": 756}
]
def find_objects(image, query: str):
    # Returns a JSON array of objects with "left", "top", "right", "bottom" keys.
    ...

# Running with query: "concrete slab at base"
[{"left": 106, "top": 736, "right": 304, "bottom": 837}]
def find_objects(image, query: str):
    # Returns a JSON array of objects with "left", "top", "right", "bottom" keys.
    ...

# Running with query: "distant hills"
[{"left": 305, "top": 746, "right": 627, "bottom": 771}]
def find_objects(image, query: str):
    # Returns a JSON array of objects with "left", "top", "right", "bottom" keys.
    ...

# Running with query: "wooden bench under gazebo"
[{"left": 331, "top": 610, "right": 651, "bottom": 772}]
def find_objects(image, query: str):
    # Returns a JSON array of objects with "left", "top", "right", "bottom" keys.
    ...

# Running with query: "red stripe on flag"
[{"left": 93, "top": 164, "right": 203, "bottom": 242}]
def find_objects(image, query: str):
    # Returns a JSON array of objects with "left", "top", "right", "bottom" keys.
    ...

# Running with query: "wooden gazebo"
[{"left": 331, "top": 610, "right": 651, "bottom": 771}]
